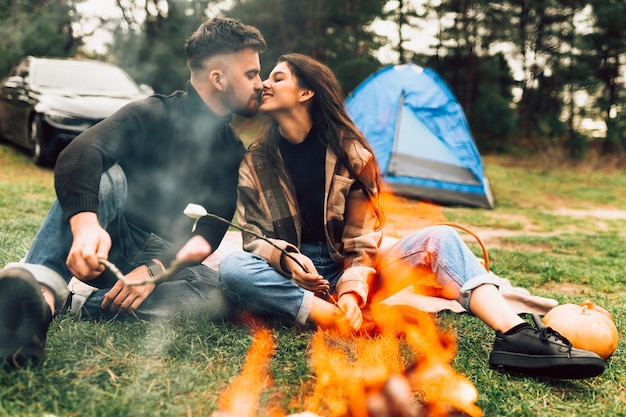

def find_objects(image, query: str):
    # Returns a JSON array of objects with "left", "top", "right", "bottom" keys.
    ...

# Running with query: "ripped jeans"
[{"left": 218, "top": 226, "right": 500, "bottom": 326}]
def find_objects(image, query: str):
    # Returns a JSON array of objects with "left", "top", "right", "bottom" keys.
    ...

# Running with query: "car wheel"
[{"left": 30, "top": 114, "right": 54, "bottom": 167}]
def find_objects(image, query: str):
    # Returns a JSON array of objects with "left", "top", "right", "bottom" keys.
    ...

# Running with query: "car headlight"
[{"left": 44, "top": 110, "right": 93, "bottom": 130}]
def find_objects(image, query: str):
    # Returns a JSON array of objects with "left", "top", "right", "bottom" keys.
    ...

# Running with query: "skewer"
[{"left": 98, "top": 205, "right": 346, "bottom": 314}]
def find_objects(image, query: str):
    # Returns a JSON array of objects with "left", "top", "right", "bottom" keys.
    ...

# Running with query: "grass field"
[{"left": 0, "top": 142, "right": 625, "bottom": 417}]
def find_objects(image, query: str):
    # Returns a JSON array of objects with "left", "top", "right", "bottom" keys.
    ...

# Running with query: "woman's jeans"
[
  {"left": 6, "top": 164, "right": 232, "bottom": 321},
  {"left": 218, "top": 226, "right": 500, "bottom": 326}
]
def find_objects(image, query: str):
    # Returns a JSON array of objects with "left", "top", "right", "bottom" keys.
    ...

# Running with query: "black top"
[
  {"left": 278, "top": 128, "right": 326, "bottom": 243},
  {"left": 54, "top": 82, "right": 246, "bottom": 265}
]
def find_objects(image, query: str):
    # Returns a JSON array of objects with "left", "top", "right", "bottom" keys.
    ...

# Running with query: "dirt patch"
[
  {"left": 458, "top": 227, "right": 559, "bottom": 250},
  {"left": 541, "top": 282, "right": 596, "bottom": 297},
  {"left": 554, "top": 208, "right": 626, "bottom": 220},
  {"left": 382, "top": 203, "right": 626, "bottom": 250},
  {"left": 451, "top": 207, "right": 626, "bottom": 249}
]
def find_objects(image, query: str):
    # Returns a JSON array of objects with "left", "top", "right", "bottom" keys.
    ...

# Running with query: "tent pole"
[{"left": 388, "top": 90, "right": 406, "bottom": 177}]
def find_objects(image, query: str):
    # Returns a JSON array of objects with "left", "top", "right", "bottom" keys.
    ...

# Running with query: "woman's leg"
[
  {"left": 218, "top": 251, "right": 316, "bottom": 326},
  {"left": 377, "top": 226, "right": 605, "bottom": 379},
  {"left": 377, "top": 225, "right": 522, "bottom": 332},
  {"left": 467, "top": 285, "right": 523, "bottom": 332}
]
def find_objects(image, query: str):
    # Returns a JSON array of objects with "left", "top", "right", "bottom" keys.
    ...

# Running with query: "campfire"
[
  {"left": 210, "top": 198, "right": 484, "bottom": 417},
  {"left": 211, "top": 304, "right": 481, "bottom": 417}
]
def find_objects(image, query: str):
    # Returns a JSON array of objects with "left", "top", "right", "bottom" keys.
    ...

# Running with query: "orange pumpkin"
[{"left": 542, "top": 300, "right": 618, "bottom": 360}]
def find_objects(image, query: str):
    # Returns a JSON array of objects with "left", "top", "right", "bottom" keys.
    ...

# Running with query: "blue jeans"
[
  {"left": 8, "top": 165, "right": 232, "bottom": 321},
  {"left": 218, "top": 226, "right": 500, "bottom": 326}
]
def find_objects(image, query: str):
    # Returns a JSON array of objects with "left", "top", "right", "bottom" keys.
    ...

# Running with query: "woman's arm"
[
  {"left": 334, "top": 151, "right": 383, "bottom": 306},
  {"left": 236, "top": 154, "right": 300, "bottom": 275}
]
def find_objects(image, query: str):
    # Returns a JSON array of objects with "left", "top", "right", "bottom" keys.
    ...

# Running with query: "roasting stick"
[
  {"left": 98, "top": 258, "right": 189, "bottom": 286},
  {"left": 98, "top": 204, "right": 346, "bottom": 313},
  {"left": 99, "top": 255, "right": 344, "bottom": 313},
  {"left": 199, "top": 211, "right": 345, "bottom": 313}
]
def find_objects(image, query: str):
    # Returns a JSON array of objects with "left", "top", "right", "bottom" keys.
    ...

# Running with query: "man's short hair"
[{"left": 186, "top": 17, "right": 266, "bottom": 71}]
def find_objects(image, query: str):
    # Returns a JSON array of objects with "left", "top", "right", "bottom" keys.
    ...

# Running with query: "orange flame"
[
  {"left": 215, "top": 319, "right": 278, "bottom": 417},
  {"left": 304, "top": 330, "right": 406, "bottom": 416},
  {"left": 371, "top": 304, "right": 481, "bottom": 417},
  {"left": 380, "top": 193, "right": 445, "bottom": 239},
  {"left": 213, "top": 199, "right": 483, "bottom": 416}
]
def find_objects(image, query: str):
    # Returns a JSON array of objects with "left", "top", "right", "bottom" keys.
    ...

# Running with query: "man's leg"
[
  {"left": 0, "top": 165, "right": 127, "bottom": 366},
  {"left": 0, "top": 268, "right": 51, "bottom": 367},
  {"left": 127, "top": 264, "right": 235, "bottom": 322}
]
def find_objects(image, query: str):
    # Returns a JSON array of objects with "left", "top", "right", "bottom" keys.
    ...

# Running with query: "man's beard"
[{"left": 225, "top": 85, "right": 260, "bottom": 118}]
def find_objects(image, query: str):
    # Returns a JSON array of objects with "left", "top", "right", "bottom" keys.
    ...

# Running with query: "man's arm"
[{"left": 174, "top": 234, "right": 213, "bottom": 264}]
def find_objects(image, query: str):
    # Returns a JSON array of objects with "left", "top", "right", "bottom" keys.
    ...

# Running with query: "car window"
[{"left": 31, "top": 60, "right": 140, "bottom": 95}]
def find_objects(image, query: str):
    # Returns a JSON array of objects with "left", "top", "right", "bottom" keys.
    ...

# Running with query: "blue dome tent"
[{"left": 345, "top": 64, "right": 495, "bottom": 209}]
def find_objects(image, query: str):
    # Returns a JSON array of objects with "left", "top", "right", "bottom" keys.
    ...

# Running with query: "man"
[{"left": 0, "top": 17, "right": 266, "bottom": 367}]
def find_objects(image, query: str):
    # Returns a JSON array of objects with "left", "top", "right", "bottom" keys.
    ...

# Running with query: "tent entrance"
[{"left": 387, "top": 99, "right": 481, "bottom": 186}]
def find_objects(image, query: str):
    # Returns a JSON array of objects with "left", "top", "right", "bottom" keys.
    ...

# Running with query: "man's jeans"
[
  {"left": 218, "top": 225, "right": 500, "bottom": 326},
  {"left": 5, "top": 164, "right": 232, "bottom": 321}
]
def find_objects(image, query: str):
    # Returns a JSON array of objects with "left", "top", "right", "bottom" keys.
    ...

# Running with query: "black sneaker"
[
  {"left": 0, "top": 267, "right": 52, "bottom": 368},
  {"left": 489, "top": 315, "right": 605, "bottom": 379}
]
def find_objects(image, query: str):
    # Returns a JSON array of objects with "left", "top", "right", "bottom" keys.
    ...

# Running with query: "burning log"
[{"left": 361, "top": 374, "right": 425, "bottom": 417}]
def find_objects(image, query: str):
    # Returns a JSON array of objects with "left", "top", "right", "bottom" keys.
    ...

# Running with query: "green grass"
[{"left": 1, "top": 145, "right": 625, "bottom": 416}]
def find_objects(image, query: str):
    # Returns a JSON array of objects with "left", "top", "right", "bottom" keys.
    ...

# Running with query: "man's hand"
[
  {"left": 101, "top": 263, "right": 158, "bottom": 314},
  {"left": 283, "top": 252, "right": 329, "bottom": 294},
  {"left": 67, "top": 212, "right": 111, "bottom": 280}
]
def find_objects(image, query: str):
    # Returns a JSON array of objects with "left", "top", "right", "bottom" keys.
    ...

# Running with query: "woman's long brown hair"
[{"left": 255, "top": 53, "right": 384, "bottom": 228}]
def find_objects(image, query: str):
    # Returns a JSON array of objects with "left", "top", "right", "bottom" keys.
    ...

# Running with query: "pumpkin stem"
[{"left": 581, "top": 299, "right": 594, "bottom": 314}]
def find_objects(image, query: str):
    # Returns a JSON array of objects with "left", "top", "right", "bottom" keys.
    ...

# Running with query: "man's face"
[{"left": 222, "top": 48, "right": 263, "bottom": 118}]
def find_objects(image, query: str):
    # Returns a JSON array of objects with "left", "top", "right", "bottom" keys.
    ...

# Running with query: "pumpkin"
[{"left": 542, "top": 300, "right": 618, "bottom": 360}]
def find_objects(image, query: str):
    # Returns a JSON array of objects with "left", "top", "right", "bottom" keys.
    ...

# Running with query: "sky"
[{"left": 75, "top": 0, "right": 122, "bottom": 54}]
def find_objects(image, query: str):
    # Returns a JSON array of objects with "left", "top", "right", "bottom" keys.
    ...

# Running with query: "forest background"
[{"left": 0, "top": 0, "right": 624, "bottom": 162}]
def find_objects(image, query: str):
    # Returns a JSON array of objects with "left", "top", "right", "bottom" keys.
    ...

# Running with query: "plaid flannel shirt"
[{"left": 235, "top": 139, "right": 383, "bottom": 306}]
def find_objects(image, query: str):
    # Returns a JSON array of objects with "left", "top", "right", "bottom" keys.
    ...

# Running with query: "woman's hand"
[
  {"left": 283, "top": 252, "right": 330, "bottom": 294},
  {"left": 335, "top": 292, "right": 363, "bottom": 333}
]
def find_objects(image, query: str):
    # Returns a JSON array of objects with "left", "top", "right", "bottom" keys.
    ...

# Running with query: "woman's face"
[{"left": 260, "top": 61, "right": 307, "bottom": 113}]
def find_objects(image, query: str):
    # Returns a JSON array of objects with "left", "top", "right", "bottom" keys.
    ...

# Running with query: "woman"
[{"left": 218, "top": 54, "right": 604, "bottom": 379}]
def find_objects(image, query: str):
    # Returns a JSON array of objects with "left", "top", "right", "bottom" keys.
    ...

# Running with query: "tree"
[
  {"left": 383, "top": 0, "right": 424, "bottom": 64},
  {"left": 0, "top": 0, "right": 81, "bottom": 76},
  {"left": 100, "top": 0, "right": 214, "bottom": 93},
  {"left": 582, "top": 0, "right": 626, "bottom": 154},
  {"left": 508, "top": 0, "right": 590, "bottom": 158},
  {"left": 417, "top": 0, "right": 518, "bottom": 153},
  {"left": 226, "top": 0, "right": 387, "bottom": 94}
]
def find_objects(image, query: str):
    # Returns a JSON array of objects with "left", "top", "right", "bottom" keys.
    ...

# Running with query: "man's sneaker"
[
  {"left": 66, "top": 277, "right": 97, "bottom": 319},
  {"left": 0, "top": 267, "right": 52, "bottom": 367},
  {"left": 489, "top": 315, "right": 605, "bottom": 379}
]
